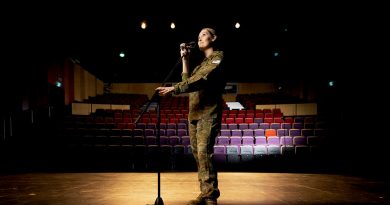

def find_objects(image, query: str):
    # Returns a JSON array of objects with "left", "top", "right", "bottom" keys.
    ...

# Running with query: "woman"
[{"left": 156, "top": 27, "right": 225, "bottom": 205}]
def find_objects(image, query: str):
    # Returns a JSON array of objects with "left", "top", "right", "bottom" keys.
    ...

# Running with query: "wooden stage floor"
[{"left": 0, "top": 172, "right": 389, "bottom": 205}]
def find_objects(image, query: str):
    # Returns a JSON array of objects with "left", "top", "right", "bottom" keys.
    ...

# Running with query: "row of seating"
[
  {"left": 219, "top": 128, "right": 326, "bottom": 137},
  {"left": 214, "top": 144, "right": 322, "bottom": 159},
  {"left": 67, "top": 141, "right": 322, "bottom": 159},
  {"left": 62, "top": 126, "right": 326, "bottom": 139},
  {"left": 217, "top": 135, "right": 322, "bottom": 146},
  {"left": 65, "top": 142, "right": 322, "bottom": 170},
  {"left": 62, "top": 133, "right": 323, "bottom": 149}
]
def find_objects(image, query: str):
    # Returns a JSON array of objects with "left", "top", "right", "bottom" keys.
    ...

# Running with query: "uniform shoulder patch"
[{"left": 212, "top": 59, "right": 221, "bottom": 64}]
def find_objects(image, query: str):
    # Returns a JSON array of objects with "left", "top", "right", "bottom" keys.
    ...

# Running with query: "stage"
[{"left": 0, "top": 172, "right": 388, "bottom": 204}]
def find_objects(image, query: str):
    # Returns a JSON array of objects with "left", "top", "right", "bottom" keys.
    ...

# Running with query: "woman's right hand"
[{"left": 180, "top": 43, "right": 190, "bottom": 59}]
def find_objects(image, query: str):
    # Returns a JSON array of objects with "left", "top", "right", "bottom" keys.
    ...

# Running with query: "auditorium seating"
[{"left": 59, "top": 95, "right": 328, "bottom": 170}]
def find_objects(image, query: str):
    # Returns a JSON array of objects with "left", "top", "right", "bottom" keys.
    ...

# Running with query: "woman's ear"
[{"left": 212, "top": 35, "right": 217, "bottom": 42}]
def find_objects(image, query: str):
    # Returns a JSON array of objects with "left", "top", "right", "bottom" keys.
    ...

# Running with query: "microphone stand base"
[{"left": 154, "top": 197, "right": 164, "bottom": 205}]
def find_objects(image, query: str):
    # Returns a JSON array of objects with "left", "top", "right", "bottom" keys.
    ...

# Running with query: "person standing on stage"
[{"left": 156, "top": 27, "right": 225, "bottom": 205}]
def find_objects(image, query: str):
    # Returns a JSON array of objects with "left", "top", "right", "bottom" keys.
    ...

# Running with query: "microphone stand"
[{"left": 134, "top": 55, "right": 184, "bottom": 205}]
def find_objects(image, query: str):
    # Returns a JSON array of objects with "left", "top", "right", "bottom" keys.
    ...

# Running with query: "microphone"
[
  {"left": 180, "top": 41, "right": 196, "bottom": 49},
  {"left": 186, "top": 41, "right": 196, "bottom": 48}
]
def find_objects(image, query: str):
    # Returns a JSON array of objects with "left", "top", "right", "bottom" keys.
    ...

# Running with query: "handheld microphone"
[
  {"left": 186, "top": 41, "right": 196, "bottom": 49},
  {"left": 180, "top": 41, "right": 196, "bottom": 49}
]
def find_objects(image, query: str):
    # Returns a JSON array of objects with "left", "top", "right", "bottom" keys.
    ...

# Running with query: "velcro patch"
[{"left": 212, "top": 59, "right": 221, "bottom": 64}]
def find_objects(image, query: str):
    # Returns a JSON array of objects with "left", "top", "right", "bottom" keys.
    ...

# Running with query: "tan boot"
[
  {"left": 204, "top": 198, "right": 217, "bottom": 205},
  {"left": 187, "top": 194, "right": 205, "bottom": 205}
]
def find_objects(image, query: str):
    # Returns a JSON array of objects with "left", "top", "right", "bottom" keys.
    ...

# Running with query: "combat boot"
[
  {"left": 187, "top": 194, "right": 205, "bottom": 205},
  {"left": 204, "top": 198, "right": 217, "bottom": 205}
]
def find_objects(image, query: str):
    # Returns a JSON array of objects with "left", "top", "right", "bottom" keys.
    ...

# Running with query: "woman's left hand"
[{"left": 155, "top": 86, "right": 175, "bottom": 96}]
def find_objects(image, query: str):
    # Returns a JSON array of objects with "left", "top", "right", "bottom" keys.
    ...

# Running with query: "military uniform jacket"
[{"left": 174, "top": 50, "right": 225, "bottom": 121}]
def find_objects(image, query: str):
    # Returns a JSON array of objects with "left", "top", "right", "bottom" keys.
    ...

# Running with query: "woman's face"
[{"left": 198, "top": 29, "right": 215, "bottom": 50}]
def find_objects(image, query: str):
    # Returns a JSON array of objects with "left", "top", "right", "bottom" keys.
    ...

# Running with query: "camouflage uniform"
[{"left": 174, "top": 51, "right": 225, "bottom": 201}]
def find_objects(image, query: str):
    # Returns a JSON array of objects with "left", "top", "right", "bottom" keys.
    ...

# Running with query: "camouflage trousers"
[{"left": 189, "top": 118, "right": 221, "bottom": 200}]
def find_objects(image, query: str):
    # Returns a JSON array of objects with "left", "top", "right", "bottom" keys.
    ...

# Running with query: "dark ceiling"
[{"left": 3, "top": 2, "right": 351, "bottom": 83}]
